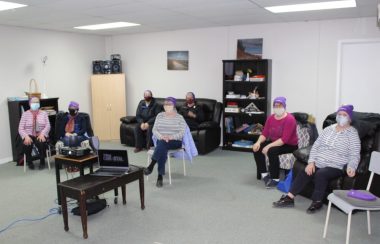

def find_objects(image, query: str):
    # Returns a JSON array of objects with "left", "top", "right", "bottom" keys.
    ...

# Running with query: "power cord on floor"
[{"left": 0, "top": 198, "right": 76, "bottom": 235}]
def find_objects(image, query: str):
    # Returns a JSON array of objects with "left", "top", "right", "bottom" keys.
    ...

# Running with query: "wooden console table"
[{"left": 58, "top": 165, "right": 145, "bottom": 239}]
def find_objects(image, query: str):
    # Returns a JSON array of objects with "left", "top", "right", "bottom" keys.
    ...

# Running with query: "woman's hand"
[
  {"left": 262, "top": 145, "right": 270, "bottom": 155},
  {"left": 305, "top": 162, "right": 315, "bottom": 176},
  {"left": 252, "top": 142, "right": 260, "bottom": 152},
  {"left": 23, "top": 135, "right": 32, "bottom": 145},
  {"left": 37, "top": 134, "right": 46, "bottom": 142},
  {"left": 346, "top": 167, "right": 356, "bottom": 178}
]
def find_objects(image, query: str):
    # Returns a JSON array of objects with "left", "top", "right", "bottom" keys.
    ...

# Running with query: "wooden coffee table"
[{"left": 58, "top": 165, "right": 145, "bottom": 239}]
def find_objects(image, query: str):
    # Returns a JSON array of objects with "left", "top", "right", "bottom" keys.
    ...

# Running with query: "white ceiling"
[{"left": 0, "top": 0, "right": 378, "bottom": 35}]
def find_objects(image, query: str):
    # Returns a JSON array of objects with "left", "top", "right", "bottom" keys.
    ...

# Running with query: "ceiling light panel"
[
  {"left": 74, "top": 22, "right": 140, "bottom": 30},
  {"left": 266, "top": 0, "right": 356, "bottom": 13},
  {"left": 0, "top": 1, "right": 27, "bottom": 11}
]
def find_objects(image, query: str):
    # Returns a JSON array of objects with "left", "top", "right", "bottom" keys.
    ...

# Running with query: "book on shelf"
[
  {"left": 225, "top": 116, "right": 234, "bottom": 133},
  {"left": 232, "top": 140, "right": 253, "bottom": 148},
  {"left": 235, "top": 123, "right": 250, "bottom": 133},
  {"left": 225, "top": 107, "right": 240, "bottom": 113}
]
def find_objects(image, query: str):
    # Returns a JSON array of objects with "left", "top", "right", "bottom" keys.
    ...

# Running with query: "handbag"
[
  {"left": 25, "top": 78, "right": 41, "bottom": 99},
  {"left": 277, "top": 170, "right": 293, "bottom": 193}
]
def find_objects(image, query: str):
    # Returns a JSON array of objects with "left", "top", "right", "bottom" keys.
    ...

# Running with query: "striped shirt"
[
  {"left": 152, "top": 112, "right": 186, "bottom": 141},
  {"left": 308, "top": 124, "right": 360, "bottom": 170},
  {"left": 18, "top": 110, "right": 51, "bottom": 139}
]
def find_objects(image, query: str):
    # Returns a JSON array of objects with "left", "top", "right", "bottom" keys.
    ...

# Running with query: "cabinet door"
[
  {"left": 91, "top": 75, "right": 112, "bottom": 140},
  {"left": 109, "top": 74, "right": 126, "bottom": 140}
]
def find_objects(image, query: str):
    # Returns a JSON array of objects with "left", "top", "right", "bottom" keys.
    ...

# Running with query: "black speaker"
[
  {"left": 102, "top": 60, "right": 111, "bottom": 74},
  {"left": 92, "top": 60, "right": 102, "bottom": 74},
  {"left": 111, "top": 60, "right": 122, "bottom": 73}
]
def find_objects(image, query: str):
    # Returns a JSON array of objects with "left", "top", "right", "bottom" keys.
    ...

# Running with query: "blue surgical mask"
[
  {"left": 336, "top": 114, "right": 349, "bottom": 126},
  {"left": 30, "top": 103, "right": 40, "bottom": 111}
]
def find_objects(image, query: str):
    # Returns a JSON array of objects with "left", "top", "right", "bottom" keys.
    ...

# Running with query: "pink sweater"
[
  {"left": 262, "top": 113, "right": 298, "bottom": 145},
  {"left": 18, "top": 110, "right": 51, "bottom": 139}
]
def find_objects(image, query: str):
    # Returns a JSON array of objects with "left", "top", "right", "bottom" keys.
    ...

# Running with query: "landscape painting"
[
  {"left": 237, "top": 38, "right": 263, "bottom": 60},
  {"left": 167, "top": 51, "right": 189, "bottom": 70}
]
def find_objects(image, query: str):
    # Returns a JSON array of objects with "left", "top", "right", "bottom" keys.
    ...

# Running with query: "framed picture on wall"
[
  {"left": 167, "top": 51, "right": 189, "bottom": 70},
  {"left": 237, "top": 38, "right": 263, "bottom": 60}
]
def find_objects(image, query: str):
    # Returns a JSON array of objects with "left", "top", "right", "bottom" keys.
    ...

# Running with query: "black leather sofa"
[
  {"left": 292, "top": 111, "right": 380, "bottom": 199},
  {"left": 120, "top": 98, "right": 222, "bottom": 155}
]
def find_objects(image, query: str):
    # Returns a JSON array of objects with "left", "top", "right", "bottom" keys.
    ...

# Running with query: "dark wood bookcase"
[{"left": 222, "top": 59, "right": 272, "bottom": 152}]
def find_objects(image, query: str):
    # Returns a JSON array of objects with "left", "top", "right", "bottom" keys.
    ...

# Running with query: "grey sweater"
[
  {"left": 308, "top": 124, "right": 361, "bottom": 170},
  {"left": 152, "top": 112, "right": 186, "bottom": 141}
]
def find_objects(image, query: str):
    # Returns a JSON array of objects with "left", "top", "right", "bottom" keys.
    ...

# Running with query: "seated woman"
[
  {"left": 18, "top": 96, "right": 51, "bottom": 170},
  {"left": 143, "top": 97, "right": 187, "bottom": 187},
  {"left": 134, "top": 90, "right": 160, "bottom": 153},
  {"left": 178, "top": 92, "right": 205, "bottom": 130},
  {"left": 252, "top": 96, "right": 298, "bottom": 188},
  {"left": 273, "top": 104, "right": 360, "bottom": 214},
  {"left": 57, "top": 101, "right": 88, "bottom": 147}
]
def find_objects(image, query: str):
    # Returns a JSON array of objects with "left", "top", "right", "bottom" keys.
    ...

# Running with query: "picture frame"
[
  {"left": 237, "top": 38, "right": 263, "bottom": 60},
  {"left": 167, "top": 51, "right": 189, "bottom": 70}
]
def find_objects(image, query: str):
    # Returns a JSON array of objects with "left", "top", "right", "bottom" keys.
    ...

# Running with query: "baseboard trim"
[{"left": 0, "top": 157, "right": 13, "bottom": 165}]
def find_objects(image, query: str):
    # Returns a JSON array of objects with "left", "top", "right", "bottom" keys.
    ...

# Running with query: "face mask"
[
  {"left": 273, "top": 107, "right": 285, "bottom": 117},
  {"left": 30, "top": 103, "right": 40, "bottom": 111},
  {"left": 336, "top": 114, "right": 349, "bottom": 127},
  {"left": 69, "top": 109, "right": 77, "bottom": 116},
  {"left": 186, "top": 99, "right": 194, "bottom": 105},
  {"left": 164, "top": 105, "right": 174, "bottom": 113},
  {"left": 144, "top": 96, "right": 152, "bottom": 102}
]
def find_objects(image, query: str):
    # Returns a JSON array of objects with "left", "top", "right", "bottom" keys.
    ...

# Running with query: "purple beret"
[
  {"left": 337, "top": 104, "right": 354, "bottom": 120},
  {"left": 68, "top": 101, "right": 79, "bottom": 109},
  {"left": 165, "top": 97, "right": 176, "bottom": 106},
  {"left": 273, "top": 96, "right": 286, "bottom": 108}
]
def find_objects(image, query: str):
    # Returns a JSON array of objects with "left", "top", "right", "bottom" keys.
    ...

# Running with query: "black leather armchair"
[
  {"left": 120, "top": 98, "right": 223, "bottom": 155},
  {"left": 292, "top": 111, "right": 380, "bottom": 199}
]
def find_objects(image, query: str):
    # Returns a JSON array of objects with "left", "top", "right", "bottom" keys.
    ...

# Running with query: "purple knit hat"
[
  {"left": 337, "top": 104, "right": 354, "bottom": 120},
  {"left": 68, "top": 101, "right": 79, "bottom": 109},
  {"left": 165, "top": 97, "right": 176, "bottom": 106},
  {"left": 273, "top": 96, "right": 286, "bottom": 108}
]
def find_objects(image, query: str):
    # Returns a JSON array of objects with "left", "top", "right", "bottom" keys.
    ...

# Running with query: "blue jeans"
[{"left": 152, "top": 140, "right": 182, "bottom": 175}]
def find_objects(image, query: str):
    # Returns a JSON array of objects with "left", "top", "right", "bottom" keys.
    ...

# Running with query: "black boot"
[
  {"left": 28, "top": 162, "right": 35, "bottom": 170},
  {"left": 144, "top": 160, "right": 157, "bottom": 175},
  {"left": 39, "top": 162, "right": 45, "bottom": 170},
  {"left": 156, "top": 175, "right": 163, "bottom": 187}
]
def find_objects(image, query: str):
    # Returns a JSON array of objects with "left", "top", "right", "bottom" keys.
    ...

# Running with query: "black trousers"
[
  {"left": 290, "top": 166, "right": 344, "bottom": 201},
  {"left": 23, "top": 136, "right": 46, "bottom": 165},
  {"left": 253, "top": 141, "right": 298, "bottom": 179},
  {"left": 134, "top": 124, "right": 153, "bottom": 149}
]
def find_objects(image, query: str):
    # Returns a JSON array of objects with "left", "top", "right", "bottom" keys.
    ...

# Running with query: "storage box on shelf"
[{"left": 222, "top": 59, "right": 271, "bottom": 152}]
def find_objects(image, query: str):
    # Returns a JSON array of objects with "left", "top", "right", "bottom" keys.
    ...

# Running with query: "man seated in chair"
[
  {"left": 273, "top": 105, "right": 361, "bottom": 214},
  {"left": 56, "top": 101, "right": 89, "bottom": 148},
  {"left": 179, "top": 92, "right": 205, "bottom": 131},
  {"left": 134, "top": 90, "right": 161, "bottom": 153},
  {"left": 18, "top": 96, "right": 51, "bottom": 170}
]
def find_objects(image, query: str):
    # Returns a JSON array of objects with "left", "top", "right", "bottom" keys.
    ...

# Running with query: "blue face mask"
[
  {"left": 30, "top": 103, "right": 40, "bottom": 111},
  {"left": 336, "top": 114, "right": 349, "bottom": 126}
]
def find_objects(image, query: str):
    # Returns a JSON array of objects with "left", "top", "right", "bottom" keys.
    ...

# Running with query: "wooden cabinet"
[
  {"left": 91, "top": 74, "right": 126, "bottom": 140},
  {"left": 8, "top": 97, "right": 59, "bottom": 161},
  {"left": 222, "top": 59, "right": 272, "bottom": 152}
]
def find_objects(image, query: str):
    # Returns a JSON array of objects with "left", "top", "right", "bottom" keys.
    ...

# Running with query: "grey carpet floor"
[{"left": 0, "top": 142, "right": 379, "bottom": 244}]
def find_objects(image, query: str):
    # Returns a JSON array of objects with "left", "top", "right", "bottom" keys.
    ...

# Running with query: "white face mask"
[
  {"left": 336, "top": 114, "right": 349, "bottom": 127},
  {"left": 273, "top": 107, "right": 285, "bottom": 117},
  {"left": 164, "top": 105, "right": 174, "bottom": 113}
]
